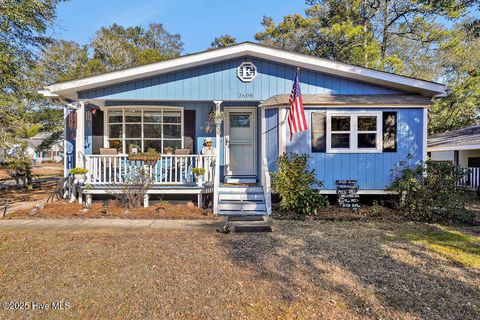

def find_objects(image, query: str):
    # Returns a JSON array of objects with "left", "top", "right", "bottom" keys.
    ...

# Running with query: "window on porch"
[{"left": 107, "top": 107, "right": 183, "bottom": 154}]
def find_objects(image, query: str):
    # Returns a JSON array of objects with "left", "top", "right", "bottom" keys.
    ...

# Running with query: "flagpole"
[{"left": 284, "top": 67, "right": 301, "bottom": 122}]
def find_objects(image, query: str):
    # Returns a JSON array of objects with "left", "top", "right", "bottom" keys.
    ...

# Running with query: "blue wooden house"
[{"left": 40, "top": 42, "right": 446, "bottom": 215}]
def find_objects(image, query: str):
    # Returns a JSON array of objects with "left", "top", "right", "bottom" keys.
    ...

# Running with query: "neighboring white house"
[
  {"left": 26, "top": 133, "right": 63, "bottom": 163},
  {"left": 428, "top": 125, "right": 480, "bottom": 189}
]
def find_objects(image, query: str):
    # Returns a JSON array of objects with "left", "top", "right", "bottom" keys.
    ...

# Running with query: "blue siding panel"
[
  {"left": 265, "top": 108, "right": 279, "bottom": 172},
  {"left": 284, "top": 108, "right": 424, "bottom": 190},
  {"left": 77, "top": 55, "right": 426, "bottom": 191},
  {"left": 78, "top": 57, "right": 402, "bottom": 100}
]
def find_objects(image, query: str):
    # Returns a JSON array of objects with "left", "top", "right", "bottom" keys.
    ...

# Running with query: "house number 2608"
[{"left": 238, "top": 93, "right": 254, "bottom": 99}]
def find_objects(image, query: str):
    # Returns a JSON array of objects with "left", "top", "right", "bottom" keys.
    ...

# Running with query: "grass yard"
[
  {"left": 0, "top": 221, "right": 478, "bottom": 319},
  {"left": 0, "top": 162, "right": 63, "bottom": 181}
]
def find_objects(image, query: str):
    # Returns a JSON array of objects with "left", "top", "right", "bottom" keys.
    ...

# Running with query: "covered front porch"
[{"left": 67, "top": 100, "right": 271, "bottom": 215}]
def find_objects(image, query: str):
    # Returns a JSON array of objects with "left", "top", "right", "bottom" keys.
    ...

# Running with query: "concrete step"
[
  {"left": 217, "top": 210, "right": 267, "bottom": 216},
  {"left": 219, "top": 186, "right": 263, "bottom": 193},
  {"left": 226, "top": 215, "right": 265, "bottom": 221},
  {"left": 234, "top": 225, "right": 272, "bottom": 233},
  {"left": 224, "top": 177, "right": 257, "bottom": 184},
  {"left": 219, "top": 193, "right": 264, "bottom": 201},
  {"left": 218, "top": 201, "right": 266, "bottom": 211}
]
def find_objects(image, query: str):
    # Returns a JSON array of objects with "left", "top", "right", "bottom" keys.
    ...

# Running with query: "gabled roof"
[
  {"left": 43, "top": 42, "right": 446, "bottom": 100},
  {"left": 428, "top": 125, "right": 480, "bottom": 151}
]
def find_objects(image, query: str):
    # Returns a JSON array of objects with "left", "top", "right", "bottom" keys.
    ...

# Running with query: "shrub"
[
  {"left": 389, "top": 160, "right": 474, "bottom": 223},
  {"left": 271, "top": 153, "right": 328, "bottom": 215},
  {"left": 113, "top": 168, "right": 152, "bottom": 209},
  {"left": 4, "top": 145, "right": 33, "bottom": 189}
]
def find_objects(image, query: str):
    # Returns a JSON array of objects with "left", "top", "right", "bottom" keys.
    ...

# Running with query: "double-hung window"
[
  {"left": 326, "top": 112, "right": 382, "bottom": 153},
  {"left": 106, "top": 107, "right": 183, "bottom": 154}
]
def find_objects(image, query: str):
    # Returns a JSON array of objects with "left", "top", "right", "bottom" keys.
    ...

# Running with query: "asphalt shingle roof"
[{"left": 428, "top": 125, "right": 480, "bottom": 150}]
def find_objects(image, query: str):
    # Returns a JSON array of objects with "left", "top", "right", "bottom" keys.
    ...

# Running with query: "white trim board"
[
  {"left": 428, "top": 145, "right": 480, "bottom": 152},
  {"left": 262, "top": 104, "right": 431, "bottom": 109},
  {"left": 43, "top": 42, "right": 446, "bottom": 99}
]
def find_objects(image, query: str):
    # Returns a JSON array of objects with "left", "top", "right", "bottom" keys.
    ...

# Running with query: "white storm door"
[{"left": 224, "top": 108, "right": 257, "bottom": 176}]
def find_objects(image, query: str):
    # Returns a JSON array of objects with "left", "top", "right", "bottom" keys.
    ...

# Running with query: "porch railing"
[
  {"left": 83, "top": 154, "right": 215, "bottom": 185},
  {"left": 458, "top": 167, "right": 480, "bottom": 190}
]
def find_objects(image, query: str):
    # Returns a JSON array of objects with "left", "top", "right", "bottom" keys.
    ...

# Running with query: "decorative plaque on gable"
[{"left": 237, "top": 62, "right": 257, "bottom": 82}]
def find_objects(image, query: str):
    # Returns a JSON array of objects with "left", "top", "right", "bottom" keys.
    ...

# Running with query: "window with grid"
[
  {"left": 107, "top": 108, "right": 183, "bottom": 154},
  {"left": 326, "top": 112, "right": 382, "bottom": 153}
]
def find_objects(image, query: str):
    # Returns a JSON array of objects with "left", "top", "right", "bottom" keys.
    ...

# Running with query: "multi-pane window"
[
  {"left": 107, "top": 108, "right": 183, "bottom": 154},
  {"left": 326, "top": 112, "right": 382, "bottom": 153},
  {"left": 330, "top": 116, "right": 351, "bottom": 149}
]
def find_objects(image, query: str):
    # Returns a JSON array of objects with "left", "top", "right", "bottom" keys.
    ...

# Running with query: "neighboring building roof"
[
  {"left": 428, "top": 125, "right": 480, "bottom": 151},
  {"left": 27, "top": 133, "right": 63, "bottom": 151},
  {"left": 259, "top": 94, "right": 432, "bottom": 108},
  {"left": 41, "top": 42, "right": 446, "bottom": 100}
]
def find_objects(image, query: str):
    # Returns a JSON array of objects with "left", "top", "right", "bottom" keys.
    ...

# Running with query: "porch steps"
[
  {"left": 217, "top": 185, "right": 267, "bottom": 216},
  {"left": 224, "top": 176, "right": 257, "bottom": 184}
]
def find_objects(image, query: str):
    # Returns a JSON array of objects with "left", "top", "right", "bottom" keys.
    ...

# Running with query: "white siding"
[
  {"left": 459, "top": 150, "right": 480, "bottom": 167},
  {"left": 430, "top": 150, "right": 455, "bottom": 162}
]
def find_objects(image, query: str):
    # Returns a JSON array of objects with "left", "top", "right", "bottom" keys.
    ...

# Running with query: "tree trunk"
[
  {"left": 381, "top": 0, "right": 390, "bottom": 61},
  {"left": 363, "top": 0, "right": 369, "bottom": 67}
]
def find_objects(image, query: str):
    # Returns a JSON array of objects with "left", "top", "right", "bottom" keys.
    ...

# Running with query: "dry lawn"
[
  {"left": 0, "top": 162, "right": 63, "bottom": 181},
  {"left": 0, "top": 220, "right": 478, "bottom": 319}
]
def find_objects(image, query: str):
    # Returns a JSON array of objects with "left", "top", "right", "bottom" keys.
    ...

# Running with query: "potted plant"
[
  {"left": 164, "top": 146, "right": 174, "bottom": 155},
  {"left": 213, "top": 111, "right": 224, "bottom": 126},
  {"left": 192, "top": 167, "right": 206, "bottom": 186},
  {"left": 128, "top": 150, "right": 161, "bottom": 162},
  {"left": 129, "top": 143, "right": 140, "bottom": 154},
  {"left": 69, "top": 167, "right": 89, "bottom": 183},
  {"left": 205, "top": 110, "right": 225, "bottom": 133}
]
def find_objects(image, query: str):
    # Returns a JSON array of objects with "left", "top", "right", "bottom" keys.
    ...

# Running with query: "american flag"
[{"left": 288, "top": 69, "right": 307, "bottom": 141}]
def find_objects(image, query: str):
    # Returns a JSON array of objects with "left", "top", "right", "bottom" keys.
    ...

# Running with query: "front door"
[{"left": 225, "top": 107, "right": 257, "bottom": 177}]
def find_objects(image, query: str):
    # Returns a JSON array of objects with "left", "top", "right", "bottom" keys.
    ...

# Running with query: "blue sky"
[{"left": 52, "top": 0, "right": 308, "bottom": 53}]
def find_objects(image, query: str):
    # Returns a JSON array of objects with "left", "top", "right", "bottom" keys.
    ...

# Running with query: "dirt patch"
[{"left": 6, "top": 200, "right": 214, "bottom": 220}]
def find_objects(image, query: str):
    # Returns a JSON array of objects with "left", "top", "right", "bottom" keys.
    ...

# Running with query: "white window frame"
[
  {"left": 326, "top": 111, "right": 382, "bottom": 153},
  {"left": 104, "top": 106, "right": 184, "bottom": 154}
]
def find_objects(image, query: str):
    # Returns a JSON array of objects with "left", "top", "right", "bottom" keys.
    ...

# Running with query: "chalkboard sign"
[{"left": 336, "top": 180, "right": 360, "bottom": 210}]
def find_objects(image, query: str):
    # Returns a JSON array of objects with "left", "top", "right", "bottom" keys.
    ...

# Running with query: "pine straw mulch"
[
  {"left": 0, "top": 221, "right": 478, "bottom": 319},
  {"left": 273, "top": 203, "right": 406, "bottom": 222},
  {"left": 5, "top": 200, "right": 214, "bottom": 220}
]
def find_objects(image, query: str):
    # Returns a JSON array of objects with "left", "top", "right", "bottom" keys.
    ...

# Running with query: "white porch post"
[
  {"left": 75, "top": 101, "right": 86, "bottom": 168},
  {"left": 213, "top": 100, "right": 223, "bottom": 215},
  {"left": 63, "top": 107, "right": 69, "bottom": 177},
  {"left": 278, "top": 106, "right": 288, "bottom": 155},
  {"left": 260, "top": 106, "right": 266, "bottom": 187}
]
